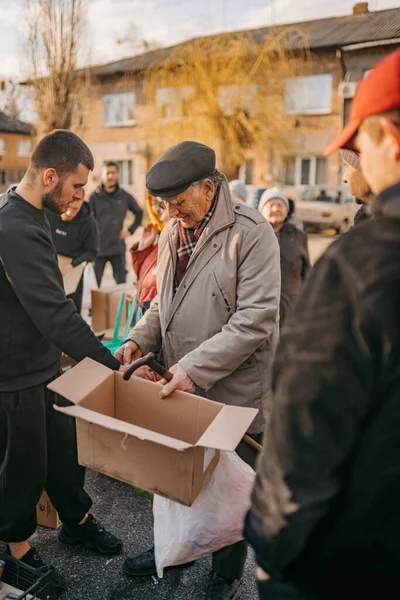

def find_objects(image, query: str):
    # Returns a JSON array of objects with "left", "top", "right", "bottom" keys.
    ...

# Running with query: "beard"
[{"left": 43, "top": 180, "right": 66, "bottom": 214}]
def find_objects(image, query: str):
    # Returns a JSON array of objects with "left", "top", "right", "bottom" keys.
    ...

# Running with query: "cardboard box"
[
  {"left": 36, "top": 491, "right": 61, "bottom": 529},
  {"left": 91, "top": 285, "right": 131, "bottom": 332},
  {"left": 48, "top": 359, "right": 257, "bottom": 506}
]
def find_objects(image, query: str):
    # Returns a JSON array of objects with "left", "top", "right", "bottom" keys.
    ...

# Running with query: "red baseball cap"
[{"left": 324, "top": 48, "right": 400, "bottom": 156}]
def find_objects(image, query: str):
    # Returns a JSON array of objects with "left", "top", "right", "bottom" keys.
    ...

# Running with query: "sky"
[{"left": 0, "top": 0, "right": 399, "bottom": 79}]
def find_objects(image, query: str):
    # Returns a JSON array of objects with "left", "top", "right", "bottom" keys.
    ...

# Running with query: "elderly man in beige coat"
[{"left": 116, "top": 141, "right": 280, "bottom": 600}]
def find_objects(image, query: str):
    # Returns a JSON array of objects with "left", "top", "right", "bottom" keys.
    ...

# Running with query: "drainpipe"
[{"left": 335, "top": 47, "right": 347, "bottom": 186}]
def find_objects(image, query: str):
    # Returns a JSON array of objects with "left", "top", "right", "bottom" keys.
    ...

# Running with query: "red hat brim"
[{"left": 323, "top": 118, "right": 362, "bottom": 156}]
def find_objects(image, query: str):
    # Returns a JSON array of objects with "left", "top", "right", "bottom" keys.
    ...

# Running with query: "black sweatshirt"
[
  {"left": 46, "top": 202, "right": 99, "bottom": 266},
  {"left": 89, "top": 185, "right": 143, "bottom": 256},
  {"left": 0, "top": 192, "right": 119, "bottom": 392}
]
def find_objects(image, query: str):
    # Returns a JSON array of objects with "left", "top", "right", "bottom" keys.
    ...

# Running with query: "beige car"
[{"left": 296, "top": 186, "right": 359, "bottom": 234}]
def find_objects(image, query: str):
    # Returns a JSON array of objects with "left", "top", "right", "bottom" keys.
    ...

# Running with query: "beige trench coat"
[{"left": 128, "top": 178, "right": 280, "bottom": 433}]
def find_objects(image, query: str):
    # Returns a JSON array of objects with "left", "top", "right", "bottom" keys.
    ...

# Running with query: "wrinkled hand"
[
  {"left": 138, "top": 224, "right": 158, "bottom": 251},
  {"left": 114, "top": 340, "right": 142, "bottom": 366},
  {"left": 62, "top": 263, "right": 74, "bottom": 276},
  {"left": 119, "top": 229, "right": 130, "bottom": 240},
  {"left": 132, "top": 365, "right": 162, "bottom": 381},
  {"left": 256, "top": 568, "right": 270, "bottom": 581},
  {"left": 159, "top": 364, "right": 195, "bottom": 398}
]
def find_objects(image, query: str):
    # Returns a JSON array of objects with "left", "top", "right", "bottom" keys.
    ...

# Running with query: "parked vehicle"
[{"left": 296, "top": 186, "right": 358, "bottom": 234}]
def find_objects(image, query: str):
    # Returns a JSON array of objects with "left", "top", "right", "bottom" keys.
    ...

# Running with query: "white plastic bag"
[
  {"left": 154, "top": 451, "right": 255, "bottom": 578},
  {"left": 81, "top": 262, "right": 98, "bottom": 310}
]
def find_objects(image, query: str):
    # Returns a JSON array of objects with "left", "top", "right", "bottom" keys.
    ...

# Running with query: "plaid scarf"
[{"left": 174, "top": 189, "right": 219, "bottom": 291}]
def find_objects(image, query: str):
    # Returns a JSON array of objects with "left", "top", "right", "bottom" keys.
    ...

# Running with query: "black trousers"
[
  {"left": 0, "top": 379, "right": 92, "bottom": 543},
  {"left": 212, "top": 433, "right": 263, "bottom": 581},
  {"left": 94, "top": 255, "right": 126, "bottom": 286}
]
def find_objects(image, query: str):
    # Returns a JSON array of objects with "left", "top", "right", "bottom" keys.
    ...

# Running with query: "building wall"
[
  {"left": 79, "top": 42, "right": 400, "bottom": 206},
  {"left": 82, "top": 75, "right": 149, "bottom": 204},
  {"left": 0, "top": 132, "right": 33, "bottom": 192}
]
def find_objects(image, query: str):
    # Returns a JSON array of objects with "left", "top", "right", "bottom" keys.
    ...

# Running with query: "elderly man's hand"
[
  {"left": 159, "top": 363, "right": 196, "bottom": 398},
  {"left": 115, "top": 340, "right": 142, "bottom": 366}
]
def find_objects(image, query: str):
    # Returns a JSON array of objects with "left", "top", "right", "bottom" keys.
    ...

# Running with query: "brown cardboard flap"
[
  {"left": 53, "top": 404, "right": 193, "bottom": 451},
  {"left": 197, "top": 405, "right": 259, "bottom": 451},
  {"left": 48, "top": 358, "right": 112, "bottom": 404}
]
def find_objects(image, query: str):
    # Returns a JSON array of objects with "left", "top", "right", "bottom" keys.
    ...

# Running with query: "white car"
[{"left": 296, "top": 186, "right": 359, "bottom": 234}]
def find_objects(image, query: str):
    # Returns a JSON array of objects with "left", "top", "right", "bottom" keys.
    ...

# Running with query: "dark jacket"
[
  {"left": 277, "top": 222, "right": 310, "bottom": 326},
  {"left": 245, "top": 184, "right": 400, "bottom": 600},
  {"left": 46, "top": 201, "right": 99, "bottom": 266},
  {"left": 0, "top": 192, "right": 119, "bottom": 392},
  {"left": 89, "top": 185, "right": 143, "bottom": 256}
]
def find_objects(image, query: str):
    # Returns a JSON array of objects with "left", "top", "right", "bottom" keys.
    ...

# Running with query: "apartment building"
[{"left": 80, "top": 3, "right": 400, "bottom": 204}]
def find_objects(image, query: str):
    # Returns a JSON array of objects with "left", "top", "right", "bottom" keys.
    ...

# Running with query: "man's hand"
[
  {"left": 119, "top": 229, "right": 131, "bottom": 240},
  {"left": 132, "top": 365, "right": 162, "bottom": 381},
  {"left": 138, "top": 224, "right": 158, "bottom": 251},
  {"left": 159, "top": 363, "right": 196, "bottom": 398},
  {"left": 115, "top": 340, "right": 142, "bottom": 366}
]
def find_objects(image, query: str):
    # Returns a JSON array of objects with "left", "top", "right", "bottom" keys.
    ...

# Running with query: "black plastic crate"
[{"left": 0, "top": 552, "right": 57, "bottom": 600}]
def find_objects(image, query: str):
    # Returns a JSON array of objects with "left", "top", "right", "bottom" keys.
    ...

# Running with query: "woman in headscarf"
[
  {"left": 259, "top": 187, "right": 310, "bottom": 327},
  {"left": 129, "top": 195, "right": 170, "bottom": 313}
]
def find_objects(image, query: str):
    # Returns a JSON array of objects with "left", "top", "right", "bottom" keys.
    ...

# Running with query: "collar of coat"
[{"left": 373, "top": 182, "right": 400, "bottom": 219}]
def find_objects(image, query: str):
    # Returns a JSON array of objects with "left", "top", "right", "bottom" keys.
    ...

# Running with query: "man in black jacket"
[
  {"left": 47, "top": 193, "right": 99, "bottom": 312},
  {"left": 0, "top": 130, "right": 122, "bottom": 592},
  {"left": 89, "top": 161, "right": 143, "bottom": 285},
  {"left": 245, "top": 49, "right": 400, "bottom": 600}
]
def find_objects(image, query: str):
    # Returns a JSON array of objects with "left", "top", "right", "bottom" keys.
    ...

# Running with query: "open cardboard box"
[{"left": 48, "top": 358, "right": 257, "bottom": 506}]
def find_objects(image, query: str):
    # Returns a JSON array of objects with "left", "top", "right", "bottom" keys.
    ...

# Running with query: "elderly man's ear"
[{"left": 202, "top": 179, "right": 215, "bottom": 202}]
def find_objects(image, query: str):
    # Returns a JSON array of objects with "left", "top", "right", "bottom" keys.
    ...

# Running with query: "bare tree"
[
  {"left": 22, "top": 0, "right": 90, "bottom": 134},
  {"left": 144, "top": 29, "right": 309, "bottom": 178},
  {"left": 0, "top": 80, "right": 23, "bottom": 119},
  {"left": 116, "top": 22, "right": 160, "bottom": 55}
]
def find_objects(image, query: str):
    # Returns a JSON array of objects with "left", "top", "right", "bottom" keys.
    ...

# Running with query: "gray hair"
[{"left": 192, "top": 169, "right": 223, "bottom": 189}]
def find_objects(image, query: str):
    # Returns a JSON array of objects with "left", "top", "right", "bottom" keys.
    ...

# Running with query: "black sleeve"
[
  {"left": 88, "top": 192, "right": 97, "bottom": 220},
  {"left": 245, "top": 249, "right": 375, "bottom": 577},
  {"left": 71, "top": 218, "right": 100, "bottom": 267},
  {"left": 127, "top": 193, "right": 143, "bottom": 235},
  {"left": 0, "top": 224, "right": 119, "bottom": 370},
  {"left": 301, "top": 232, "right": 311, "bottom": 281}
]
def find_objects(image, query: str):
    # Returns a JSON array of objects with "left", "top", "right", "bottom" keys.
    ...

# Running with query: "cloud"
[{"left": 243, "top": 0, "right": 400, "bottom": 29}]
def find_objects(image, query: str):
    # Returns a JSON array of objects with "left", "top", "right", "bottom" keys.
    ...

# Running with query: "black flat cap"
[{"left": 146, "top": 141, "right": 216, "bottom": 197}]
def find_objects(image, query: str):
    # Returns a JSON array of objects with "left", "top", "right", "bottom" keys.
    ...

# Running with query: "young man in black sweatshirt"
[
  {"left": 0, "top": 130, "right": 122, "bottom": 592},
  {"left": 47, "top": 192, "right": 99, "bottom": 312},
  {"left": 89, "top": 161, "right": 143, "bottom": 285}
]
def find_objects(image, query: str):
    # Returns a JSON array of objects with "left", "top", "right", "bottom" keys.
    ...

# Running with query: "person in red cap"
[
  {"left": 341, "top": 149, "right": 373, "bottom": 225},
  {"left": 245, "top": 48, "right": 400, "bottom": 600}
]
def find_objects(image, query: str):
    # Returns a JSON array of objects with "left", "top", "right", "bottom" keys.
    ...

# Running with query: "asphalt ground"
[{"left": 0, "top": 470, "right": 258, "bottom": 600}]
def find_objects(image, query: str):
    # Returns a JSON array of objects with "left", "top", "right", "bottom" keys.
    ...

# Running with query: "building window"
[
  {"left": 156, "top": 86, "right": 193, "bottom": 120},
  {"left": 219, "top": 84, "right": 258, "bottom": 117},
  {"left": 0, "top": 139, "right": 5, "bottom": 154},
  {"left": 284, "top": 156, "right": 327, "bottom": 186},
  {"left": 0, "top": 170, "right": 7, "bottom": 186},
  {"left": 103, "top": 93, "right": 135, "bottom": 126},
  {"left": 115, "top": 160, "right": 133, "bottom": 187},
  {"left": 17, "top": 139, "right": 33, "bottom": 156},
  {"left": 284, "top": 74, "right": 333, "bottom": 115},
  {"left": 316, "top": 157, "right": 327, "bottom": 185},
  {"left": 284, "top": 157, "right": 295, "bottom": 185}
]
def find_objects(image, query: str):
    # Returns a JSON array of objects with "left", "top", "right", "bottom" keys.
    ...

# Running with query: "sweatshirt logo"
[{"left": 55, "top": 228, "right": 67, "bottom": 236}]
